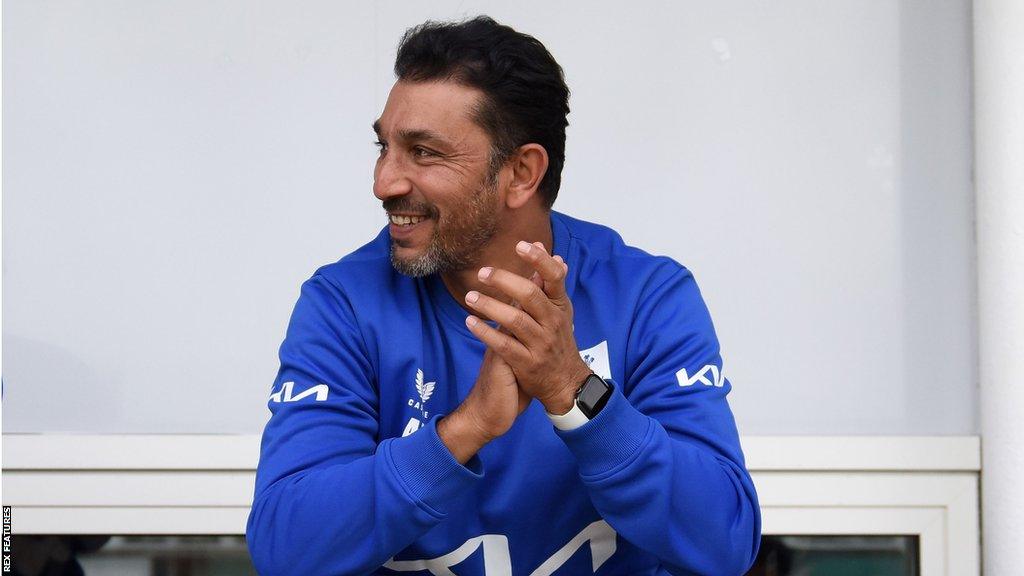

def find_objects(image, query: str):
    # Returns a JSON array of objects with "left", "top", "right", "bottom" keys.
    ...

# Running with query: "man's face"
[{"left": 373, "top": 80, "right": 502, "bottom": 277}]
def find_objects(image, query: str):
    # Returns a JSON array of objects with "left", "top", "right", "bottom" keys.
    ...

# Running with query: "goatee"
[{"left": 387, "top": 181, "right": 499, "bottom": 277}]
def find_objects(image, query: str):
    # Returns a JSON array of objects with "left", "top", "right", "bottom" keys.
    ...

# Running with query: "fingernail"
[
  {"left": 478, "top": 266, "right": 493, "bottom": 280},
  {"left": 533, "top": 241, "right": 546, "bottom": 253},
  {"left": 466, "top": 316, "right": 479, "bottom": 327},
  {"left": 465, "top": 291, "right": 479, "bottom": 304},
  {"left": 516, "top": 241, "right": 532, "bottom": 254}
]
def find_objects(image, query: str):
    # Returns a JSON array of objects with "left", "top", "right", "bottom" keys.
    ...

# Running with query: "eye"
[
  {"left": 412, "top": 146, "right": 436, "bottom": 158},
  {"left": 373, "top": 140, "right": 387, "bottom": 155}
]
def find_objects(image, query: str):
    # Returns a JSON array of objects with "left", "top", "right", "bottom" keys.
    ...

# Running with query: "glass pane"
[
  {"left": 746, "top": 535, "right": 919, "bottom": 576},
  {"left": 10, "top": 533, "right": 918, "bottom": 575},
  {"left": 9, "top": 535, "right": 256, "bottom": 576}
]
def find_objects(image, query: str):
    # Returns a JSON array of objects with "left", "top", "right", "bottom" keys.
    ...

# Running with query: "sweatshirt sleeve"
[
  {"left": 246, "top": 274, "right": 483, "bottom": 576},
  {"left": 554, "top": 267, "right": 761, "bottom": 576}
]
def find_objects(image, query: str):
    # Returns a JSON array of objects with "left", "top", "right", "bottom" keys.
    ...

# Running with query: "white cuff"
[{"left": 546, "top": 402, "right": 590, "bottom": 431}]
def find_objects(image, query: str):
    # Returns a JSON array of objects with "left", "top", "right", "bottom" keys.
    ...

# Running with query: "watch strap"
[{"left": 546, "top": 401, "right": 591, "bottom": 431}]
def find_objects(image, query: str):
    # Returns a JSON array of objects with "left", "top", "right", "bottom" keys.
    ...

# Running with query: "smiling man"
[{"left": 247, "top": 16, "right": 761, "bottom": 576}]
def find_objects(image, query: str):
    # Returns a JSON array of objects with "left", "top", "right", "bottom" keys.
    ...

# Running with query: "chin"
[{"left": 390, "top": 244, "right": 440, "bottom": 277}]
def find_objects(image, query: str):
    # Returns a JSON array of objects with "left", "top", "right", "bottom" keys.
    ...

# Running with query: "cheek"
[
  {"left": 430, "top": 169, "right": 472, "bottom": 196},
  {"left": 429, "top": 175, "right": 476, "bottom": 216}
]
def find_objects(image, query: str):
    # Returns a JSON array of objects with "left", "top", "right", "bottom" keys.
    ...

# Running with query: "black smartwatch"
[{"left": 546, "top": 373, "right": 614, "bottom": 430}]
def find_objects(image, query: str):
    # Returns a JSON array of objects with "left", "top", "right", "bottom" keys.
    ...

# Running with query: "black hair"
[{"left": 394, "top": 16, "right": 570, "bottom": 208}]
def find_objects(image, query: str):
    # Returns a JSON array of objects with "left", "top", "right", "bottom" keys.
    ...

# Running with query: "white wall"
[{"left": 2, "top": 0, "right": 975, "bottom": 435}]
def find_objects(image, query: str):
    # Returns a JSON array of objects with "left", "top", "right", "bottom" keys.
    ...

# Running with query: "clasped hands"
[{"left": 445, "top": 240, "right": 592, "bottom": 452}]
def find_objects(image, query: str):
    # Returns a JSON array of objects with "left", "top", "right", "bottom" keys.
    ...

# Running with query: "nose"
[{"left": 373, "top": 151, "right": 414, "bottom": 202}]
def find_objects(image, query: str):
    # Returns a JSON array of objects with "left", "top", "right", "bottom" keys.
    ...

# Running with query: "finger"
[
  {"left": 465, "top": 290, "right": 544, "bottom": 344},
  {"left": 514, "top": 240, "right": 568, "bottom": 301},
  {"left": 501, "top": 276, "right": 538, "bottom": 335},
  {"left": 550, "top": 255, "right": 569, "bottom": 294},
  {"left": 535, "top": 243, "right": 566, "bottom": 294},
  {"left": 517, "top": 270, "right": 543, "bottom": 299},
  {"left": 509, "top": 271, "right": 542, "bottom": 306},
  {"left": 465, "top": 314, "right": 531, "bottom": 363},
  {"left": 530, "top": 270, "right": 543, "bottom": 289},
  {"left": 478, "top": 266, "right": 553, "bottom": 326}
]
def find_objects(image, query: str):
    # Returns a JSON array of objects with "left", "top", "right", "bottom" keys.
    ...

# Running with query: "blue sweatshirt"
[{"left": 246, "top": 211, "right": 761, "bottom": 575}]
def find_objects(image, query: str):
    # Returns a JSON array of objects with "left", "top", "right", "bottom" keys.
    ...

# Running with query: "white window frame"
[{"left": 2, "top": 435, "right": 980, "bottom": 575}]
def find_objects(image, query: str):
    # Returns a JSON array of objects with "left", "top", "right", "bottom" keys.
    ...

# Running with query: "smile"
[{"left": 389, "top": 214, "right": 428, "bottom": 226}]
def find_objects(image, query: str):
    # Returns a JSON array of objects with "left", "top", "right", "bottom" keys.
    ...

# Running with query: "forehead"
[{"left": 375, "top": 80, "right": 489, "bottom": 143}]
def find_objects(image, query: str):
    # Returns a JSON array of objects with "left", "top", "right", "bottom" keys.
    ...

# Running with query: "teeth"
[{"left": 389, "top": 214, "right": 426, "bottom": 226}]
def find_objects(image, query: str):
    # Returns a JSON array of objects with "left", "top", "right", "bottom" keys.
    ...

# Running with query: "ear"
[{"left": 505, "top": 144, "right": 549, "bottom": 209}]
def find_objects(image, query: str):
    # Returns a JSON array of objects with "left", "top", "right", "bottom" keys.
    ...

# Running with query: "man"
[{"left": 246, "top": 16, "right": 761, "bottom": 576}]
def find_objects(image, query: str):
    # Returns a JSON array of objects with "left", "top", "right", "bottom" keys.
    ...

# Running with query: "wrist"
[
  {"left": 437, "top": 410, "right": 491, "bottom": 465},
  {"left": 541, "top": 391, "right": 576, "bottom": 415},
  {"left": 546, "top": 373, "right": 614, "bottom": 431},
  {"left": 541, "top": 362, "right": 593, "bottom": 415}
]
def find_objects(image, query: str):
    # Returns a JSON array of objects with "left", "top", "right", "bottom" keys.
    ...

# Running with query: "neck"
[{"left": 440, "top": 211, "right": 553, "bottom": 318}]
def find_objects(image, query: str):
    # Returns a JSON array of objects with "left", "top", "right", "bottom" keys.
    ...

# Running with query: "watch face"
[{"left": 577, "top": 374, "right": 612, "bottom": 419}]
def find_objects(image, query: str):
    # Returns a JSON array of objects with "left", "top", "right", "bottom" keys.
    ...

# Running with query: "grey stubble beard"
[{"left": 389, "top": 177, "right": 500, "bottom": 278}]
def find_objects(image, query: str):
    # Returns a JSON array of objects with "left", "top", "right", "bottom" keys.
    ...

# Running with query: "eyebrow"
[{"left": 372, "top": 120, "right": 451, "bottom": 147}]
